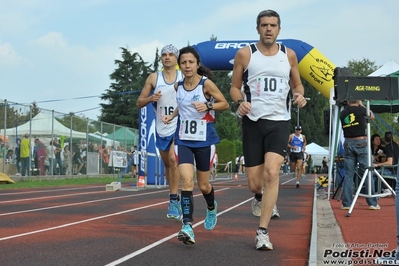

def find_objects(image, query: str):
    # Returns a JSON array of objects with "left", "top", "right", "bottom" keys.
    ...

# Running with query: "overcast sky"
[{"left": 1, "top": 0, "right": 398, "bottom": 120}]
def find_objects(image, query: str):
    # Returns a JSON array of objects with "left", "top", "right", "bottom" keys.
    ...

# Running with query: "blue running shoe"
[
  {"left": 177, "top": 224, "right": 195, "bottom": 245},
  {"left": 204, "top": 201, "right": 217, "bottom": 230},
  {"left": 167, "top": 200, "right": 182, "bottom": 221}
]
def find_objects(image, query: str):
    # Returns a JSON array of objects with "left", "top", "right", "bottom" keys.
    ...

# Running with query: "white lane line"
[
  {"left": 105, "top": 196, "right": 253, "bottom": 266},
  {"left": 0, "top": 190, "right": 168, "bottom": 216},
  {"left": 0, "top": 190, "right": 105, "bottom": 204},
  {"left": 0, "top": 188, "right": 230, "bottom": 241},
  {"left": 281, "top": 177, "right": 297, "bottom": 185},
  {"left": 0, "top": 201, "right": 167, "bottom": 241},
  {"left": 0, "top": 186, "right": 102, "bottom": 196}
]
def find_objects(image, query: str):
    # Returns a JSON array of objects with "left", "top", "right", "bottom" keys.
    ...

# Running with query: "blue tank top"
[{"left": 290, "top": 134, "right": 304, "bottom": 153}]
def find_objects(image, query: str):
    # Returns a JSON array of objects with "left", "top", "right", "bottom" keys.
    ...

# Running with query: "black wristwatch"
[
  {"left": 205, "top": 101, "right": 213, "bottom": 111},
  {"left": 236, "top": 100, "right": 244, "bottom": 107}
]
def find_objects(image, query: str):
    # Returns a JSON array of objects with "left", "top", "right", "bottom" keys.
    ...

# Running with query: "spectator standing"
[
  {"left": 340, "top": 100, "right": 379, "bottom": 210},
  {"left": 73, "top": 141, "right": 84, "bottom": 175},
  {"left": 36, "top": 138, "right": 46, "bottom": 176},
  {"left": 53, "top": 138, "right": 64, "bottom": 175},
  {"left": 99, "top": 144, "right": 109, "bottom": 174},
  {"left": 15, "top": 138, "right": 21, "bottom": 175},
  {"left": 211, "top": 153, "right": 218, "bottom": 179},
  {"left": 282, "top": 155, "right": 289, "bottom": 174},
  {"left": 240, "top": 156, "right": 246, "bottom": 174},
  {"left": 63, "top": 145, "right": 72, "bottom": 175},
  {"left": 20, "top": 133, "right": 31, "bottom": 176},
  {"left": 321, "top": 156, "right": 328, "bottom": 174},
  {"left": 130, "top": 145, "right": 139, "bottom": 177},
  {"left": 47, "top": 140, "right": 56, "bottom": 175},
  {"left": 234, "top": 155, "right": 241, "bottom": 175}
]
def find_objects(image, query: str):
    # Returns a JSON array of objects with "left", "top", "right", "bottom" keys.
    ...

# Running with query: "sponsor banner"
[
  {"left": 139, "top": 104, "right": 159, "bottom": 185},
  {"left": 192, "top": 39, "right": 335, "bottom": 99},
  {"left": 109, "top": 151, "right": 127, "bottom": 168},
  {"left": 298, "top": 47, "right": 336, "bottom": 99}
]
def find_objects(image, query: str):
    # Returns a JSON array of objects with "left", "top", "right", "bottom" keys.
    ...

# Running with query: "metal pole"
[
  {"left": 70, "top": 113, "right": 73, "bottom": 175},
  {"left": 297, "top": 107, "right": 300, "bottom": 126},
  {"left": 2, "top": 100, "right": 7, "bottom": 172}
]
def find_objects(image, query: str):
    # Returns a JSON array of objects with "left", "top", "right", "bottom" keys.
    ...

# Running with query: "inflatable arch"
[
  {"left": 192, "top": 39, "right": 336, "bottom": 99},
  {"left": 139, "top": 39, "right": 335, "bottom": 184}
]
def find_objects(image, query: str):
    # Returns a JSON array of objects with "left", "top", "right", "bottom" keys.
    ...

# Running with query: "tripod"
[{"left": 346, "top": 100, "right": 396, "bottom": 217}]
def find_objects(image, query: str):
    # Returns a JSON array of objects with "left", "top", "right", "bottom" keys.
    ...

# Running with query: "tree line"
[{"left": 2, "top": 44, "right": 395, "bottom": 153}]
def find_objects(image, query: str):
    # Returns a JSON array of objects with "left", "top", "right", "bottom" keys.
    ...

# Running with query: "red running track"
[{"left": 0, "top": 174, "right": 314, "bottom": 266}]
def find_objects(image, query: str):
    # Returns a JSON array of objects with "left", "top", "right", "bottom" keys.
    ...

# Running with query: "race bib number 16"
[{"left": 179, "top": 119, "right": 207, "bottom": 141}]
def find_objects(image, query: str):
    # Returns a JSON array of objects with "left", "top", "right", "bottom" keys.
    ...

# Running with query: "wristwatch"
[
  {"left": 205, "top": 101, "right": 213, "bottom": 111},
  {"left": 236, "top": 100, "right": 244, "bottom": 107}
]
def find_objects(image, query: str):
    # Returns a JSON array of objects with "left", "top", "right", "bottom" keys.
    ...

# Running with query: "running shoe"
[
  {"left": 251, "top": 198, "right": 262, "bottom": 217},
  {"left": 295, "top": 181, "right": 300, "bottom": 188},
  {"left": 369, "top": 205, "right": 381, "bottom": 210},
  {"left": 204, "top": 201, "right": 217, "bottom": 230},
  {"left": 167, "top": 200, "right": 182, "bottom": 221},
  {"left": 177, "top": 224, "right": 195, "bottom": 245},
  {"left": 380, "top": 189, "right": 392, "bottom": 198},
  {"left": 271, "top": 204, "right": 280, "bottom": 218},
  {"left": 340, "top": 205, "right": 350, "bottom": 210},
  {"left": 255, "top": 229, "right": 273, "bottom": 250}
]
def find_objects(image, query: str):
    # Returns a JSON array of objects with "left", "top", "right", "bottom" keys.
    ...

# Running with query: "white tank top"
[
  {"left": 153, "top": 70, "right": 183, "bottom": 137},
  {"left": 174, "top": 77, "right": 219, "bottom": 147},
  {"left": 176, "top": 76, "right": 215, "bottom": 121},
  {"left": 242, "top": 43, "right": 292, "bottom": 121}
]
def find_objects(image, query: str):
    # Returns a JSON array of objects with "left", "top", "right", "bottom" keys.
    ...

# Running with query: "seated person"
[
  {"left": 374, "top": 132, "right": 398, "bottom": 194},
  {"left": 5, "top": 149, "right": 13, "bottom": 164}
]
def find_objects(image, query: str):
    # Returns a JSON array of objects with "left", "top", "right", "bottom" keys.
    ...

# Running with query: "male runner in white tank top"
[
  {"left": 137, "top": 44, "right": 183, "bottom": 221},
  {"left": 230, "top": 10, "right": 307, "bottom": 251}
]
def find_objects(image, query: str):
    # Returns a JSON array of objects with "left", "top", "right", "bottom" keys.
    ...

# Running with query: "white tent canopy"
[
  {"left": 0, "top": 112, "right": 86, "bottom": 138},
  {"left": 306, "top": 142, "right": 329, "bottom": 155},
  {"left": 368, "top": 60, "right": 399, "bottom": 77},
  {"left": 88, "top": 133, "right": 120, "bottom": 148}
]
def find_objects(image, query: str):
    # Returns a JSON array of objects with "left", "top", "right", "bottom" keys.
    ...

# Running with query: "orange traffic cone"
[
  {"left": 234, "top": 173, "right": 238, "bottom": 180},
  {"left": 138, "top": 176, "right": 146, "bottom": 187}
]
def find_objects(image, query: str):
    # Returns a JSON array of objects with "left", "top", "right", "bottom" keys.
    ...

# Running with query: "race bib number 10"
[
  {"left": 179, "top": 119, "right": 207, "bottom": 141},
  {"left": 256, "top": 76, "right": 285, "bottom": 97}
]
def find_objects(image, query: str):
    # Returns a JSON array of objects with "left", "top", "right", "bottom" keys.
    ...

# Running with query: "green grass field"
[{"left": 0, "top": 176, "right": 137, "bottom": 190}]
